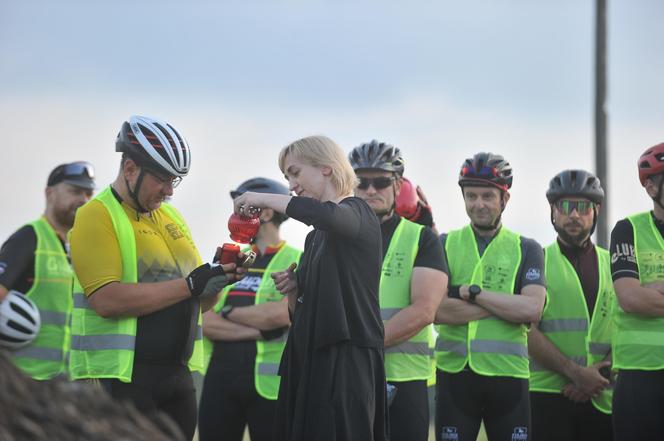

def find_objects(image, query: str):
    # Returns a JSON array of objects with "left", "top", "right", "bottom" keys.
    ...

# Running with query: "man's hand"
[
  {"left": 271, "top": 263, "right": 298, "bottom": 296},
  {"left": 187, "top": 262, "right": 244, "bottom": 299},
  {"left": 562, "top": 383, "right": 591, "bottom": 403},
  {"left": 568, "top": 360, "right": 611, "bottom": 397}
]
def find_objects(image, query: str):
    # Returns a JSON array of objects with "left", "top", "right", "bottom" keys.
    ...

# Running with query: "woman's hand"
[
  {"left": 233, "top": 191, "right": 266, "bottom": 216},
  {"left": 271, "top": 263, "right": 298, "bottom": 296}
]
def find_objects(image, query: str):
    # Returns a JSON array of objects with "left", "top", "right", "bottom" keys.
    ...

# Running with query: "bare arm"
[
  {"left": 614, "top": 278, "right": 664, "bottom": 317},
  {"left": 88, "top": 279, "right": 191, "bottom": 318},
  {"left": 435, "top": 288, "right": 491, "bottom": 325},
  {"left": 225, "top": 298, "right": 290, "bottom": 330},
  {"left": 528, "top": 323, "right": 609, "bottom": 398},
  {"left": 271, "top": 263, "right": 298, "bottom": 314},
  {"left": 202, "top": 310, "right": 261, "bottom": 341},
  {"left": 466, "top": 283, "right": 545, "bottom": 324},
  {"left": 385, "top": 268, "right": 446, "bottom": 347}
]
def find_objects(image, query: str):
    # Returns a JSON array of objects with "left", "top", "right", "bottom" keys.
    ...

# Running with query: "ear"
[
  {"left": 320, "top": 165, "right": 333, "bottom": 177},
  {"left": 502, "top": 191, "right": 511, "bottom": 205},
  {"left": 594, "top": 203, "right": 602, "bottom": 216},
  {"left": 645, "top": 178, "right": 659, "bottom": 198},
  {"left": 123, "top": 157, "right": 139, "bottom": 180},
  {"left": 394, "top": 176, "right": 403, "bottom": 197},
  {"left": 45, "top": 186, "right": 53, "bottom": 200},
  {"left": 260, "top": 208, "right": 275, "bottom": 223}
]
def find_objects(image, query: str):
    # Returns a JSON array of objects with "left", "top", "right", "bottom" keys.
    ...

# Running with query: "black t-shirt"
[
  {"left": 0, "top": 224, "right": 68, "bottom": 294},
  {"left": 554, "top": 238, "right": 599, "bottom": 319},
  {"left": 440, "top": 226, "right": 546, "bottom": 293},
  {"left": 380, "top": 215, "right": 448, "bottom": 274},
  {"left": 208, "top": 244, "right": 286, "bottom": 374},
  {"left": 609, "top": 212, "right": 664, "bottom": 281}
]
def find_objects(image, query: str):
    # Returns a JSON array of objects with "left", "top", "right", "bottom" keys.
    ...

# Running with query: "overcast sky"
[{"left": 2, "top": 0, "right": 663, "bottom": 255}]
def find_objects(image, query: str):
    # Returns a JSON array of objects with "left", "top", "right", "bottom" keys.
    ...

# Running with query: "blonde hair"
[{"left": 279, "top": 135, "right": 358, "bottom": 196}]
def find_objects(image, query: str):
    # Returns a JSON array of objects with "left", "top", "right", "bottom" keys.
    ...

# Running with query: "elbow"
[
  {"left": 616, "top": 295, "right": 637, "bottom": 314},
  {"left": 91, "top": 303, "right": 120, "bottom": 319}
]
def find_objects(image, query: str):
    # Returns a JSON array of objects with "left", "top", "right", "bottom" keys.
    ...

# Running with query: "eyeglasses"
[
  {"left": 554, "top": 199, "right": 595, "bottom": 215},
  {"left": 144, "top": 169, "right": 182, "bottom": 188},
  {"left": 47, "top": 162, "right": 95, "bottom": 186},
  {"left": 357, "top": 176, "right": 395, "bottom": 190}
]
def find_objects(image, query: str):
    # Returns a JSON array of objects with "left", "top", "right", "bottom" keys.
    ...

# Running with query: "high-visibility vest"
[
  {"left": 435, "top": 225, "right": 529, "bottom": 378},
  {"left": 69, "top": 187, "right": 204, "bottom": 382},
  {"left": 530, "top": 241, "right": 614, "bottom": 414},
  {"left": 12, "top": 217, "right": 73, "bottom": 380},
  {"left": 380, "top": 218, "right": 433, "bottom": 381},
  {"left": 612, "top": 212, "right": 664, "bottom": 371},
  {"left": 205, "top": 244, "right": 301, "bottom": 400}
]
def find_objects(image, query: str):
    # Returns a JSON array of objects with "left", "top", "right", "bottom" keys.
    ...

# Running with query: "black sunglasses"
[
  {"left": 357, "top": 176, "right": 395, "bottom": 190},
  {"left": 47, "top": 162, "right": 95, "bottom": 186}
]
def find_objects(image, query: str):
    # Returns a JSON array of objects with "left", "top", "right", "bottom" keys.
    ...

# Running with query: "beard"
[{"left": 554, "top": 221, "right": 591, "bottom": 247}]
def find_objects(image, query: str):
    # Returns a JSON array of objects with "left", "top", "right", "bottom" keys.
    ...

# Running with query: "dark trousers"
[
  {"left": 388, "top": 380, "right": 429, "bottom": 441},
  {"left": 102, "top": 363, "right": 197, "bottom": 441},
  {"left": 530, "top": 391, "right": 613, "bottom": 441},
  {"left": 435, "top": 369, "right": 530, "bottom": 441},
  {"left": 613, "top": 369, "right": 664, "bottom": 441},
  {"left": 198, "top": 370, "right": 276, "bottom": 441}
]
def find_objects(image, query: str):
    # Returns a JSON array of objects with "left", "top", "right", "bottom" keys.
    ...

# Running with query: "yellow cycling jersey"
[{"left": 71, "top": 194, "right": 201, "bottom": 296}]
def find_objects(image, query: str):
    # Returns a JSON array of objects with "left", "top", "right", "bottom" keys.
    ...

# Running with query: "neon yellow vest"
[
  {"left": 435, "top": 225, "right": 529, "bottom": 378},
  {"left": 613, "top": 212, "right": 664, "bottom": 370},
  {"left": 69, "top": 187, "right": 204, "bottom": 382},
  {"left": 380, "top": 218, "right": 432, "bottom": 381},
  {"left": 12, "top": 217, "right": 73, "bottom": 380},
  {"left": 530, "top": 242, "right": 614, "bottom": 414},
  {"left": 204, "top": 244, "right": 301, "bottom": 400}
]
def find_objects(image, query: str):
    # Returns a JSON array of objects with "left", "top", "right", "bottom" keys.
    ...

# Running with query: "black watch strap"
[{"left": 468, "top": 285, "right": 482, "bottom": 303}]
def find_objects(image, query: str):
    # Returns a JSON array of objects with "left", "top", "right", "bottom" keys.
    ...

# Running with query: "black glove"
[
  {"left": 410, "top": 202, "right": 434, "bottom": 228},
  {"left": 186, "top": 263, "right": 229, "bottom": 298},
  {"left": 447, "top": 285, "right": 461, "bottom": 299}
]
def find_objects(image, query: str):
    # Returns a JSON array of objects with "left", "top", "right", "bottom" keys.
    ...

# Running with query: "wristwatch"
[
  {"left": 220, "top": 304, "right": 234, "bottom": 319},
  {"left": 468, "top": 284, "right": 482, "bottom": 303}
]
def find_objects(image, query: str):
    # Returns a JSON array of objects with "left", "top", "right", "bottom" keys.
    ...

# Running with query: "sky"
[{"left": 2, "top": 0, "right": 663, "bottom": 255}]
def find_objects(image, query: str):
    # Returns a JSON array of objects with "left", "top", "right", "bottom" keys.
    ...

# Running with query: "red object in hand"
[
  {"left": 395, "top": 177, "right": 420, "bottom": 219},
  {"left": 219, "top": 243, "right": 241, "bottom": 265},
  {"left": 228, "top": 213, "right": 260, "bottom": 243}
]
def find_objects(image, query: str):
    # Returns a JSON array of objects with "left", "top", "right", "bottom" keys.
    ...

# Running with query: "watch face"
[{"left": 469, "top": 285, "right": 481, "bottom": 296}]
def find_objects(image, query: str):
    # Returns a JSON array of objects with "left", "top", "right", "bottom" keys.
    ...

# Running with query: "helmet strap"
[
  {"left": 125, "top": 169, "right": 149, "bottom": 214},
  {"left": 652, "top": 175, "right": 664, "bottom": 210}
]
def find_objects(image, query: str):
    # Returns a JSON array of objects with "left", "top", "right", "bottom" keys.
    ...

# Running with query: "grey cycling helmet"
[
  {"left": 230, "top": 177, "right": 291, "bottom": 199},
  {"left": 349, "top": 140, "right": 405, "bottom": 176},
  {"left": 546, "top": 169, "right": 604, "bottom": 204}
]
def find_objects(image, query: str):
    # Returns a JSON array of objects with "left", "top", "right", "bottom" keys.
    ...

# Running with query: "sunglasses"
[
  {"left": 554, "top": 199, "right": 595, "bottom": 215},
  {"left": 357, "top": 176, "right": 395, "bottom": 190},
  {"left": 144, "top": 168, "right": 182, "bottom": 188},
  {"left": 48, "top": 162, "right": 95, "bottom": 186}
]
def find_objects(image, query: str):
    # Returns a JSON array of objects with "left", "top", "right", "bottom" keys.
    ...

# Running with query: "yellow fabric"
[{"left": 71, "top": 198, "right": 201, "bottom": 296}]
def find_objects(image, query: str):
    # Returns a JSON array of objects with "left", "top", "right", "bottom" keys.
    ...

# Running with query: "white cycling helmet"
[
  {"left": 0, "top": 290, "right": 41, "bottom": 350},
  {"left": 116, "top": 115, "right": 191, "bottom": 177}
]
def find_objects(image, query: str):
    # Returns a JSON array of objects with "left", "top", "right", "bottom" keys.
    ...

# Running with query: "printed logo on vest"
[
  {"left": 441, "top": 427, "right": 459, "bottom": 441},
  {"left": 525, "top": 268, "right": 540, "bottom": 281},
  {"left": 165, "top": 223, "right": 184, "bottom": 240},
  {"left": 511, "top": 426, "right": 528, "bottom": 441}
]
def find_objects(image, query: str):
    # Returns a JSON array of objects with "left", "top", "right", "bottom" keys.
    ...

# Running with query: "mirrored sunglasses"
[{"left": 555, "top": 199, "right": 595, "bottom": 215}]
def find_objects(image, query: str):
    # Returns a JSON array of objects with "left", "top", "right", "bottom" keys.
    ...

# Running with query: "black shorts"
[
  {"left": 613, "top": 369, "right": 664, "bottom": 441},
  {"left": 435, "top": 369, "right": 530, "bottom": 441},
  {"left": 388, "top": 379, "right": 429, "bottom": 441}
]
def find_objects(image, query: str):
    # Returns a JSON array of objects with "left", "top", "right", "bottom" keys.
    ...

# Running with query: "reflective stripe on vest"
[
  {"left": 379, "top": 218, "right": 432, "bottom": 381},
  {"left": 69, "top": 187, "right": 204, "bottom": 382},
  {"left": 204, "top": 244, "right": 302, "bottom": 400},
  {"left": 530, "top": 242, "right": 614, "bottom": 413},
  {"left": 613, "top": 212, "right": 664, "bottom": 371},
  {"left": 12, "top": 217, "right": 73, "bottom": 380},
  {"left": 435, "top": 225, "right": 529, "bottom": 378}
]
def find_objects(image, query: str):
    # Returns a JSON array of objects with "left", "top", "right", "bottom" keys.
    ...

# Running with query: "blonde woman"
[{"left": 233, "top": 135, "right": 388, "bottom": 441}]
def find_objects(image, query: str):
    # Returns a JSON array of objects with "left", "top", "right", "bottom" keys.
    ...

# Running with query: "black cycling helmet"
[
  {"left": 546, "top": 169, "right": 604, "bottom": 204},
  {"left": 230, "top": 177, "right": 291, "bottom": 199},
  {"left": 348, "top": 140, "right": 405, "bottom": 176},
  {"left": 458, "top": 152, "right": 513, "bottom": 191},
  {"left": 116, "top": 115, "right": 191, "bottom": 177},
  {"left": 231, "top": 177, "right": 290, "bottom": 225}
]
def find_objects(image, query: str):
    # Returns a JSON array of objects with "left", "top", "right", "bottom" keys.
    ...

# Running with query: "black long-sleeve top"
[{"left": 286, "top": 195, "right": 384, "bottom": 349}]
